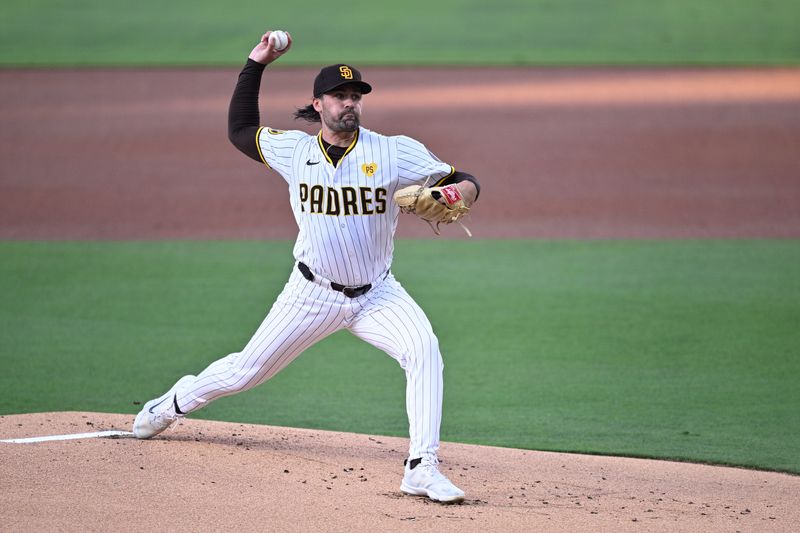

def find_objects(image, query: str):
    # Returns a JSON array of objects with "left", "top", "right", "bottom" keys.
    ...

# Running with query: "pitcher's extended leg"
[
  {"left": 134, "top": 272, "right": 347, "bottom": 438},
  {"left": 179, "top": 274, "right": 347, "bottom": 412}
]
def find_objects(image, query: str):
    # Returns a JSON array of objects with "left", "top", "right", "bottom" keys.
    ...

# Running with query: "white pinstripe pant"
[{"left": 174, "top": 266, "right": 444, "bottom": 461}]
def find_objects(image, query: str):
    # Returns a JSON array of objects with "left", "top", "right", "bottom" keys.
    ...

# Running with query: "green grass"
[
  {"left": 1, "top": 0, "right": 799, "bottom": 66},
  {"left": 1, "top": 240, "right": 799, "bottom": 473}
]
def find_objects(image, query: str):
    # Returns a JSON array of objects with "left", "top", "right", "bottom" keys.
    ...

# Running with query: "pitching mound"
[{"left": 1, "top": 412, "right": 797, "bottom": 532}]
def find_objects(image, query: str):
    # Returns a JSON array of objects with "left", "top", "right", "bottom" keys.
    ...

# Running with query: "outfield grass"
[
  {"left": 1, "top": 240, "right": 798, "bottom": 473},
  {"left": 1, "top": 0, "right": 798, "bottom": 66}
]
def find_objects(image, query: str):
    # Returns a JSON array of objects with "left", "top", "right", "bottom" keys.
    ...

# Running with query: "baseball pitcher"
[{"left": 132, "top": 29, "right": 480, "bottom": 504}]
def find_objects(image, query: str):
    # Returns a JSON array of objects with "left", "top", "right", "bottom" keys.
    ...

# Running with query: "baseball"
[{"left": 268, "top": 30, "right": 289, "bottom": 51}]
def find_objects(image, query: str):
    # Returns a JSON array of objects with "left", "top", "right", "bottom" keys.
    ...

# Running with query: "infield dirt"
[
  {"left": 1, "top": 67, "right": 799, "bottom": 239},
  {"left": 1, "top": 67, "right": 799, "bottom": 531}
]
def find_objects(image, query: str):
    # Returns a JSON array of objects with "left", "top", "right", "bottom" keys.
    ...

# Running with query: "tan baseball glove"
[{"left": 394, "top": 183, "right": 472, "bottom": 236}]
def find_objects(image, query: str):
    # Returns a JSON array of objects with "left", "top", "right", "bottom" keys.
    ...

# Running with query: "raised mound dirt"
[{"left": 1, "top": 412, "right": 798, "bottom": 532}]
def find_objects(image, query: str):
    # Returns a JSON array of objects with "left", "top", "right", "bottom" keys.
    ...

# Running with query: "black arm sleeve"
[
  {"left": 228, "top": 59, "right": 267, "bottom": 163},
  {"left": 437, "top": 171, "right": 481, "bottom": 200}
]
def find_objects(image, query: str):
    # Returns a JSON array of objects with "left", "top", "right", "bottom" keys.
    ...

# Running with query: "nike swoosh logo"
[
  {"left": 306, "top": 160, "right": 320, "bottom": 166},
  {"left": 148, "top": 397, "right": 169, "bottom": 413}
]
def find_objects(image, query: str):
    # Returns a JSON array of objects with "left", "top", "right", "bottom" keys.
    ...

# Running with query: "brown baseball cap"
[{"left": 313, "top": 64, "right": 372, "bottom": 97}]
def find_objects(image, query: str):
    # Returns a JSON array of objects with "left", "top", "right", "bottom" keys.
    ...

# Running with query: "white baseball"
[{"left": 268, "top": 30, "right": 289, "bottom": 51}]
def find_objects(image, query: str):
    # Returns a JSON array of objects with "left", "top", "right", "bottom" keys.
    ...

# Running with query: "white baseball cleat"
[
  {"left": 133, "top": 375, "right": 195, "bottom": 439},
  {"left": 400, "top": 458, "right": 465, "bottom": 503}
]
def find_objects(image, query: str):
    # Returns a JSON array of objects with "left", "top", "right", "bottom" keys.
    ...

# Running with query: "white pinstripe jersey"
[{"left": 256, "top": 126, "right": 454, "bottom": 286}]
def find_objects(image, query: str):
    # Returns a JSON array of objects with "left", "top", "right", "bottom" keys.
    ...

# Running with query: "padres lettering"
[
  {"left": 299, "top": 184, "right": 386, "bottom": 215},
  {"left": 339, "top": 66, "right": 353, "bottom": 79}
]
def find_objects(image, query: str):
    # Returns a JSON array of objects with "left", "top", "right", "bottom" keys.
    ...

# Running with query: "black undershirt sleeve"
[
  {"left": 228, "top": 59, "right": 267, "bottom": 163},
  {"left": 437, "top": 171, "right": 481, "bottom": 200}
]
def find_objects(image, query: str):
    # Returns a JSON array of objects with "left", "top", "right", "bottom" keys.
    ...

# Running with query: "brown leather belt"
[{"left": 297, "top": 262, "right": 372, "bottom": 298}]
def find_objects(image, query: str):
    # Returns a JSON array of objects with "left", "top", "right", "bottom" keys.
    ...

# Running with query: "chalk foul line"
[{"left": 1, "top": 430, "right": 134, "bottom": 444}]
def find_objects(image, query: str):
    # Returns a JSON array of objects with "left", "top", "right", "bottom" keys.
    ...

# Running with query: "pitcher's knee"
[{"left": 407, "top": 336, "right": 443, "bottom": 370}]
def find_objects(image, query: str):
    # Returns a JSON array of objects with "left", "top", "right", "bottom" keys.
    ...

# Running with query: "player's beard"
[{"left": 323, "top": 108, "right": 360, "bottom": 133}]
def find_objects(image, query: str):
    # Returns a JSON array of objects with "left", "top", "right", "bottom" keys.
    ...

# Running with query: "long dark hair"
[{"left": 294, "top": 104, "right": 321, "bottom": 123}]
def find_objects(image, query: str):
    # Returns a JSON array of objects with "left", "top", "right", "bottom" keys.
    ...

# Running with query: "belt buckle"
[
  {"left": 342, "top": 285, "right": 370, "bottom": 298},
  {"left": 342, "top": 287, "right": 357, "bottom": 298}
]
